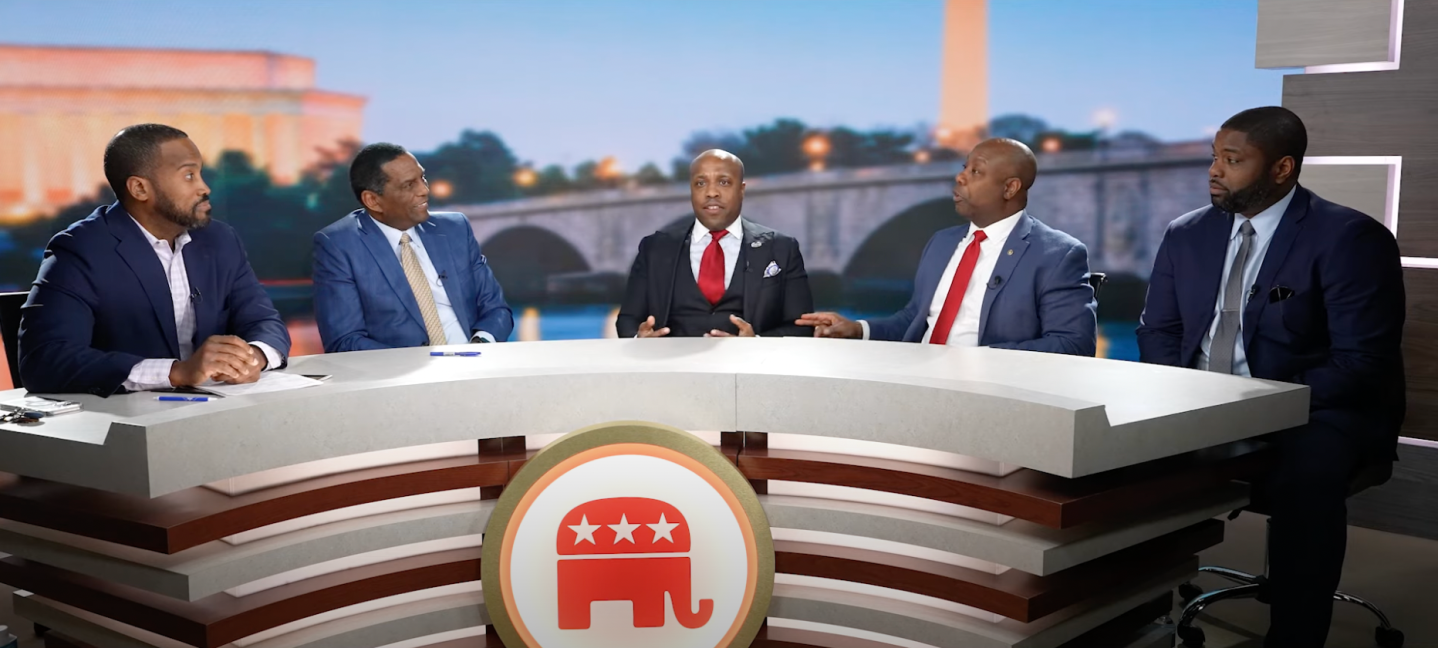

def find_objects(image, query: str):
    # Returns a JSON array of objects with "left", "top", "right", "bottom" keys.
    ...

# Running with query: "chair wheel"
[
  {"left": 1178, "top": 582, "right": 1204, "bottom": 603},
  {"left": 1177, "top": 624, "right": 1206, "bottom": 646},
  {"left": 1376, "top": 626, "right": 1404, "bottom": 648}
]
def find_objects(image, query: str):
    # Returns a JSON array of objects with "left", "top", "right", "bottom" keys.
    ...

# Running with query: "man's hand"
[
  {"left": 636, "top": 316, "right": 670, "bottom": 338},
  {"left": 169, "top": 336, "right": 261, "bottom": 387},
  {"left": 796, "top": 312, "right": 863, "bottom": 339},
  {"left": 707, "top": 315, "right": 756, "bottom": 337}
]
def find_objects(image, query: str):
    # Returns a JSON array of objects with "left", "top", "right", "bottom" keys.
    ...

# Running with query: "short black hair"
[
  {"left": 1221, "top": 106, "right": 1308, "bottom": 175},
  {"left": 103, "top": 124, "right": 190, "bottom": 203},
  {"left": 349, "top": 143, "right": 410, "bottom": 203}
]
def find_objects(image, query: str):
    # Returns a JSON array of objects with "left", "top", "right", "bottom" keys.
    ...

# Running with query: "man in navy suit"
[
  {"left": 19, "top": 124, "right": 291, "bottom": 396},
  {"left": 797, "top": 138, "right": 1096, "bottom": 355},
  {"left": 1137, "top": 107, "right": 1405, "bottom": 647},
  {"left": 313, "top": 143, "right": 513, "bottom": 352}
]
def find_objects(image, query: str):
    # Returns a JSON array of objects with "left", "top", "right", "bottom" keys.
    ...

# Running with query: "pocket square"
[{"left": 763, "top": 261, "right": 781, "bottom": 278}]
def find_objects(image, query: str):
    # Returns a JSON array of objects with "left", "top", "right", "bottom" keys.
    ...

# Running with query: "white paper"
[{"left": 195, "top": 372, "right": 323, "bottom": 397}]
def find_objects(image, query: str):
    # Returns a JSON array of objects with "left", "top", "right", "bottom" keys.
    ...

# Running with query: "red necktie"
[
  {"left": 928, "top": 230, "right": 988, "bottom": 345},
  {"left": 697, "top": 230, "right": 727, "bottom": 305}
]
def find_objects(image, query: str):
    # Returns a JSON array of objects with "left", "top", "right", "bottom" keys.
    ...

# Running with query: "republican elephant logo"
[{"left": 556, "top": 497, "right": 714, "bottom": 630}]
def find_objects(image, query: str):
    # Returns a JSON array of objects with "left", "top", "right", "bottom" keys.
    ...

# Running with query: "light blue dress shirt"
[
  {"left": 1197, "top": 186, "right": 1296, "bottom": 376},
  {"left": 370, "top": 218, "right": 494, "bottom": 344}
]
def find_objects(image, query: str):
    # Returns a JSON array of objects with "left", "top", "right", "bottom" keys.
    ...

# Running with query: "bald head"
[
  {"left": 690, "top": 149, "right": 745, "bottom": 181},
  {"left": 952, "top": 138, "right": 1039, "bottom": 227}
]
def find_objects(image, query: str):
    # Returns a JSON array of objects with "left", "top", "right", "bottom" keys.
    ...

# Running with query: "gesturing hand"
[
  {"left": 636, "top": 316, "right": 671, "bottom": 338},
  {"left": 795, "top": 312, "right": 863, "bottom": 339},
  {"left": 707, "top": 315, "right": 756, "bottom": 337}
]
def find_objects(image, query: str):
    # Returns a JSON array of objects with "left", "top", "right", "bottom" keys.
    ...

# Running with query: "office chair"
[
  {"left": 1176, "top": 458, "right": 1404, "bottom": 647},
  {"left": 0, "top": 291, "right": 26, "bottom": 390},
  {"left": 1086, "top": 272, "right": 1107, "bottom": 300}
]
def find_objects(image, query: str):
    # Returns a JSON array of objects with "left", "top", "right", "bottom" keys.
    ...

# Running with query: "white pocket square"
[{"left": 763, "top": 261, "right": 781, "bottom": 278}]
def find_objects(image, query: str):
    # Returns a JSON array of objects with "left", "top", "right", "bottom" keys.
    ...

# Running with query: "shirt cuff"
[
  {"left": 123, "top": 359, "right": 176, "bottom": 392},
  {"left": 249, "top": 341, "right": 284, "bottom": 371},
  {"left": 471, "top": 331, "right": 496, "bottom": 344},
  {"left": 859, "top": 320, "right": 871, "bottom": 341}
]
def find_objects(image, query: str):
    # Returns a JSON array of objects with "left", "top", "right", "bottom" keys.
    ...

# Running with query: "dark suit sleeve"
[
  {"left": 312, "top": 231, "right": 392, "bottom": 353},
  {"left": 757, "top": 238, "right": 814, "bottom": 337},
  {"left": 988, "top": 242, "right": 1097, "bottom": 356},
  {"left": 1136, "top": 223, "right": 1185, "bottom": 366},
  {"left": 17, "top": 236, "right": 145, "bottom": 395},
  {"left": 466, "top": 231, "right": 514, "bottom": 342},
  {"left": 1292, "top": 217, "right": 1405, "bottom": 411},
  {"left": 865, "top": 235, "right": 940, "bottom": 341},
  {"left": 224, "top": 229, "right": 290, "bottom": 365},
  {"left": 616, "top": 237, "right": 650, "bottom": 338}
]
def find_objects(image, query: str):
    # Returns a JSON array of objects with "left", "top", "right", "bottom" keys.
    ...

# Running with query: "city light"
[
  {"left": 1041, "top": 137, "right": 1062, "bottom": 153},
  {"left": 913, "top": 149, "right": 931, "bottom": 164},
  {"left": 513, "top": 167, "right": 538, "bottom": 188},
  {"left": 596, "top": 157, "right": 622, "bottom": 181},
  {"left": 803, "top": 133, "right": 831, "bottom": 171},
  {"left": 430, "top": 179, "right": 454, "bottom": 200}
]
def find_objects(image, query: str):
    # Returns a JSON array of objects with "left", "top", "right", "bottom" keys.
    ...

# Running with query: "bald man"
[
  {"left": 617, "top": 149, "right": 813, "bottom": 338},
  {"left": 799, "top": 138, "right": 1096, "bottom": 354}
]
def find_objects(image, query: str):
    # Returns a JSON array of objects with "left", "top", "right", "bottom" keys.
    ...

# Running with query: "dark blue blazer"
[
  {"left": 313, "top": 210, "right": 513, "bottom": 352},
  {"left": 867, "top": 212, "right": 1097, "bottom": 356},
  {"left": 18, "top": 203, "right": 291, "bottom": 396},
  {"left": 1137, "top": 186, "right": 1406, "bottom": 454}
]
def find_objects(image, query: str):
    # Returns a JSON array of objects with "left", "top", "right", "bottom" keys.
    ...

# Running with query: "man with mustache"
[
  {"left": 1137, "top": 107, "right": 1405, "bottom": 646},
  {"left": 312, "top": 143, "right": 512, "bottom": 351},
  {"left": 796, "top": 138, "right": 1096, "bottom": 355},
  {"left": 18, "top": 124, "right": 290, "bottom": 395},
  {"left": 616, "top": 149, "right": 813, "bottom": 338}
]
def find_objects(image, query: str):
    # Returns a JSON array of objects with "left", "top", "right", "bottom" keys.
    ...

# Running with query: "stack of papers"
[{"left": 192, "top": 372, "right": 324, "bottom": 397}]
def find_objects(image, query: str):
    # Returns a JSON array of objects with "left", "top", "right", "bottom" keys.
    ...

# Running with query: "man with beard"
[
  {"left": 616, "top": 149, "right": 812, "bottom": 338},
  {"left": 796, "top": 138, "right": 1096, "bottom": 355},
  {"left": 18, "top": 124, "right": 290, "bottom": 396},
  {"left": 1137, "top": 107, "right": 1405, "bottom": 646}
]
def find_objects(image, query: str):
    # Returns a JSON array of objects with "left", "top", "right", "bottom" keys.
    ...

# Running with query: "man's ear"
[
  {"left": 126, "top": 176, "right": 152, "bottom": 204},
  {"left": 360, "top": 189, "right": 383, "bottom": 214},
  {"left": 1004, "top": 177, "right": 1022, "bottom": 200},
  {"left": 1272, "top": 156, "right": 1297, "bottom": 185}
]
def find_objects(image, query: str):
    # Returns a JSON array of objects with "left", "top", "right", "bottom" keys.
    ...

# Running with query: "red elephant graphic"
[{"left": 555, "top": 497, "right": 714, "bottom": 630}]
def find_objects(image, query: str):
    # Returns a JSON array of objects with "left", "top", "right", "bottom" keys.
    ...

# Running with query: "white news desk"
[{"left": 0, "top": 338, "right": 1308, "bottom": 648}]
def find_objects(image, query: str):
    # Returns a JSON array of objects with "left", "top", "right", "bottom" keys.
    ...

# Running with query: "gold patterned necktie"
[{"left": 398, "top": 232, "right": 449, "bottom": 346}]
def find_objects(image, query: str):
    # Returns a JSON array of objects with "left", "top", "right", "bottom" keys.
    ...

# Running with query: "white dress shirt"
[
  {"left": 861, "top": 210, "right": 1024, "bottom": 345},
  {"left": 370, "top": 218, "right": 494, "bottom": 344},
  {"left": 689, "top": 217, "right": 743, "bottom": 289},
  {"left": 123, "top": 217, "right": 283, "bottom": 391},
  {"left": 1197, "top": 186, "right": 1296, "bottom": 376}
]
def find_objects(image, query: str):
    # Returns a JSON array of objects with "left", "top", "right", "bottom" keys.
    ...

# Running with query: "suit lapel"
[
  {"left": 106, "top": 206, "right": 180, "bottom": 358},
  {"left": 1190, "top": 207, "right": 1233, "bottom": 357},
  {"left": 978, "top": 214, "right": 1032, "bottom": 342},
  {"left": 654, "top": 221, "right": 689, "bottom": 327},
  {"left": 417, "top": 219, "right": 470, "bottom": 330},
  {"left": 915, "top": 226, "right": 968, "bottom": 323},
  {"left": 181, "top": 236, "right": 212, "bottom": 350},
  {"left": 1242, "top": 187, "right": 1309, "bottom": 350},
  {"left": 357, "top": 211, "right": 427, "bottom": 331},
  {"left": 740, "top": 220, "right": 772, "bottom": 324}
]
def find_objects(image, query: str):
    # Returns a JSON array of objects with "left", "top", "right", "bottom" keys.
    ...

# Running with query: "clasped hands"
[{"left": 169, "top": 335, "right": 267, "bottom": 387}]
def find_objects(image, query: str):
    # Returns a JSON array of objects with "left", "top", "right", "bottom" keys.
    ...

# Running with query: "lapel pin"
[
  {"left": 1007, "top": 249, "right": 1013, "bottom": 255},
  {"left": 751, "top": 239, "right": 763, "bottom": 248}
]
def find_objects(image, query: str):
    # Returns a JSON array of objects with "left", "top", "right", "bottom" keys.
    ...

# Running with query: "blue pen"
[
  {"left": 430, "top": 351, "right": 482, "bottom": 357},
  {"left": 156, "top": 395, "right": 210, "bottom": 402}
]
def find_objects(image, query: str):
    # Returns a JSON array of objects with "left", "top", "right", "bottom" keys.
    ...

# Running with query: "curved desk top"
[{"left": 0, "top": 338, "right": 1307, "bottom": 497}]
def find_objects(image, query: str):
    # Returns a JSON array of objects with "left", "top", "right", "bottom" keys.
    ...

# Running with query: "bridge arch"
[
  {"left": 480, "top": 226, "right": 591, "bottom": 304},
  {"left": 841, "top": 197, "right": 963, "bottom": 311}
]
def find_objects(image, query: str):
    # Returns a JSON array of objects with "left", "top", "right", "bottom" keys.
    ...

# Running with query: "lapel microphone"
[
  {"left": 189, "top": 288, "right": 201, "bottom": 303},
  {"left": 988, "top": 275, "right": 1004, "bottom": 289}
]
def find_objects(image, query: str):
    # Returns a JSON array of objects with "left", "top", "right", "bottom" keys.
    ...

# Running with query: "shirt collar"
[
  {"left": 1232, "top": 185, "right": 1296, "bottom": 241},
  {"left": 128, "top": 215, "right": 191, "bottom": 252},
  {"left": 692, "top": 216, "right": 744, "bottom": 243},
  {"left": 970, "top": 209, "right": 1024, "bottom": 245},
  {"left": 367, "top": 211, "right": 418, "bottom": 249}
]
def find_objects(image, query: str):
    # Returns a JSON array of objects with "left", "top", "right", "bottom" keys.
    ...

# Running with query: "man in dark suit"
[
  {"left": 1137, "top": 107, "right": 1405, "bottom": 647},
  {"left": 616, "top": 149, "right": 812, "bottom": 338},
  {"left": 19, "top": 124, "right": 290, "bottom": 395},
  {"left": 797, "top": 138, "right": 1096, "bottom": 355},
  {"left": 313, "top": 143, "right": 513, "bottom": 352}
]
